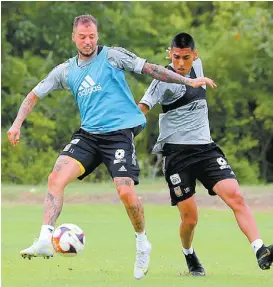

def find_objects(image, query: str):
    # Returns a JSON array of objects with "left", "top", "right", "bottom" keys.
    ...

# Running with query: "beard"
[{"left": 78, "top": 47, "right": 96, "bottom": 58}]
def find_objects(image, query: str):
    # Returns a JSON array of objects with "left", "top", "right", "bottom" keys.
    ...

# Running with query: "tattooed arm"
[
  {"left": 142, "top": 62, "right": 217, "bottom": 88},
  {"left": 7, "top": 91, "right": 39, "bottom": 146}
]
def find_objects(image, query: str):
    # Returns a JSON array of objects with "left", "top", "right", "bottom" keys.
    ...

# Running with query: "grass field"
[{"left": 2, "top": 181, "right": 273, "bottom": 287}]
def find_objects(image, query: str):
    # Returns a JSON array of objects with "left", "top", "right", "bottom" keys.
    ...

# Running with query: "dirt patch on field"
[{"left": 2, "top": 188, "right": 273, "bottom": 211}]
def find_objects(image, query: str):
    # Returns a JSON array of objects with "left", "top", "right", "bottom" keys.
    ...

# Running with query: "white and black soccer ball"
[{"left": 52, "top": 223, "right": 85, "bottom": 256}]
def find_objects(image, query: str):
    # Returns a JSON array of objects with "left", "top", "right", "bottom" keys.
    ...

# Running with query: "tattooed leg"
[
  {"left": 114, "top": 177, "right": 145, "bottom": 232},
  {"left": 43, "top": 193, "right": 63, "bottom": 226},
  {"left": 43, "top": 155, "right": 82, "bottom": 225}
]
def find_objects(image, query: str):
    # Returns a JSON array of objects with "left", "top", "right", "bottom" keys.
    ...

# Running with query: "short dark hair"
[
  {"left": 73, "top": 14, "right": 97, "bottom": 30},
  {"left": 171, "top": 33, "right": 195, "bottom": 50}
]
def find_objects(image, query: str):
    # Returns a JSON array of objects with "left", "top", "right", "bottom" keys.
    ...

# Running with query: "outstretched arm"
[
  {"left": 142, "top": 62, "right": 216, "bottom": 88},
  {"left": 7, "top": 62, "right": 68, "bottom": 147},
  {"left": 7, "top": 91, "right": 39, "bottom": 146}
]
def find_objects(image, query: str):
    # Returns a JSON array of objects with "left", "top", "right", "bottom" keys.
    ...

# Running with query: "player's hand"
[
  {"left": 188, "top": 77, "right": 217, "bottom": 89},
  {"left": 7, "top": 126, "right": 21, "bottom": 146}
]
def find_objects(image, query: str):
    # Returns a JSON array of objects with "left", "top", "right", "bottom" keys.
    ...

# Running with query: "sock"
[
  {"left": 135, "top": 231, "right": 149, "bottom": 251},
  {"left": 183, "top": 246, "right": 194, "bottom": 255},
  {"left": 251, "top": 239, "right": 264, "bottom": 255},
  {"left": 39, "top": 225, "right": 54, "bottom": 241}
]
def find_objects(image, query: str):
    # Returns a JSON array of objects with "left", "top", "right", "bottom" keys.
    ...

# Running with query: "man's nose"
[
  {"left": 84, "top": 38, "right": 91, "bottom": 44},
  {"left": 178, "top": 59, "right": 185, "bottom": 66}
]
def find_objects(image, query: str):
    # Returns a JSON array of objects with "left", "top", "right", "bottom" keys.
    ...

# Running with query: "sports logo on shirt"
[{"left": 78, "top": 75, "right": 102, "bottom": 97}]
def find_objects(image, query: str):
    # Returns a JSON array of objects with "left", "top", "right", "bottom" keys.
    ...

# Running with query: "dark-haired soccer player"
[
  {"left": 7, "top": 15, "right": 216, "bottom": 280},
  {"left": 139, "top": 32, "right": 273, "bottom": 276}
]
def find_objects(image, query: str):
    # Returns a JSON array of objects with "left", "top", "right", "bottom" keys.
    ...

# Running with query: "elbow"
[
  {"left": 28, "top": 91, "right": 40, "bottom": 104},
  {"left": 138, "top": 103, "right": 149, "bottom": 115}
]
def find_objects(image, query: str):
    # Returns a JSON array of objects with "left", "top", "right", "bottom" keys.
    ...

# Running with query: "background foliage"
[{"left": 2, "top": 1, "right": 273, "bottom": 184}]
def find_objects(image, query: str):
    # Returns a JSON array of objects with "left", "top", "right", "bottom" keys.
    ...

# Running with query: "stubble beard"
[{"left": 78, "top": 47, "right": 97, "bottom": 58}]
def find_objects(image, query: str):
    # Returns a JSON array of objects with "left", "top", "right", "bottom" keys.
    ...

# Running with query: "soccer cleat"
[
  {"left": 20, "top": 238, "right": 54, "bottom": 260},
  {"left": 184, "top": 250, "right": 206, "bottom": 276},
  {"left": 134, "top": 241, "right": 152, "bottom": 279},
  {"left": 256, "top": 244, "right": 273, "bottom": 270}
]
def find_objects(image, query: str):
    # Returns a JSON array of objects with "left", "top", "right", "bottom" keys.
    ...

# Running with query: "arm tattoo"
[
  {"left": 142, "top": 62, "right": 191, "bottom": 85},
  {"left": 43, "top": 193, "right": 63, "bottom": 226},
  {"left": 14, "top": 93, "right": 38, "bottom": 127}
]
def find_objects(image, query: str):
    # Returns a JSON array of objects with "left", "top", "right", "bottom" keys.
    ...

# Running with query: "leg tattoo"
[
  {"left": 43, "top": 193, "right": 63, "bottom": 226},
  {"left": 125, "top": 200, "right": 145, "bottom": 232},
  {"left": 53, "top": 158, "right": 70, "bottom": 172},
  {"left": 115, "top": 178, "right": 145, "bottom": 232}
]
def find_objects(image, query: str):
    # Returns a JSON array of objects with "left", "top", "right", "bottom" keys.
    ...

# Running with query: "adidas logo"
[
  {"left": 118, "top": 165, "right": 127, "bottom": 172},
  {"left": 78, "top": 75, "right": 101, "bottom": 97}
]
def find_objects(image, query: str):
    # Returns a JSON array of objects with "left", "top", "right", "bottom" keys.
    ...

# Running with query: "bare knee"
[
  {"left": 48, "top": 171, "right": 67, "bottom": 191},
  {"left": 227, "top": 190, "right": 246, "bottom": 211},
  {"left": 114, "top": 177, "right": 136, "bottom": 205},
  {"left": 118, "top": 188, "right": 133, "bottom": 203},
  {"left": 181, "top": 213, "right": 198, "bottom": 230},
  {"left": 214, "top": 179, "right": 247, "bottom": 212},
  {"left": 177, "top": 197, "right": 198, "bottom": 230}
]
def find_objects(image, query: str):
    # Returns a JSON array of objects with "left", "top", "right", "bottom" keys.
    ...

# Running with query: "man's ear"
[
  {"left": 193, "top": 50, "right": 198, "bottom": 61},
  {"left": 72, "top": 32, "right": 75, "bottom": 43}
]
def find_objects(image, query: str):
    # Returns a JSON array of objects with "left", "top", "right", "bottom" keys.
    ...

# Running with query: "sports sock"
[
  {"left": 135, "top": 231, "right": 149, "bottom": 251},
  {"left": 251, "top": 239, "right": 264, "bottom": 255},
  {"left": 183, "top": 246, "right": 194, "bottom": 255},
  {"left": 39, "top": 225, "right": 54, "bottom": 241}
]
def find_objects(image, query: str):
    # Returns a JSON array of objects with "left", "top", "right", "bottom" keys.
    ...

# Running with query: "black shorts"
[
  {"left": 60, "top": 128, "right": 140, "bottom": 184},
  {"left": 162, "top": 143, "right": 237, "bottom": 206}
]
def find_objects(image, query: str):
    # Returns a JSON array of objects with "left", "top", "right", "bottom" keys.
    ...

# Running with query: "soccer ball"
[{"left": 52, "top": 223, "right": 85, "bottom": 256}]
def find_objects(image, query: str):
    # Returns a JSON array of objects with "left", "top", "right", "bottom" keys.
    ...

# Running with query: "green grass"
[
  {"left": 2, "top": 179, "right": 272, "bottom": 199},
  {"left": 2, "top": 203, "right": 273, "bottom": 287},
  {"left": 1, "top": 178, "right": 168, "bottom": 197}
]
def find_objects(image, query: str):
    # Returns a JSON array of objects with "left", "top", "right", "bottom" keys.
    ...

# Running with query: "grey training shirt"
[
  {"left": 139, "top": 58, "right": 213, "bottom": 154},
  {"left": 33, "top": 46, "right": 146, "bottom": 98}
]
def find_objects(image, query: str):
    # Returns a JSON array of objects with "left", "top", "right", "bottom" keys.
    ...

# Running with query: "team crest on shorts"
[
  {"left": 170, "top": 173, "right": 181, "bottom": 185},
  {"left": 174, "top": 186, "right": 183, "bottom": 197}
]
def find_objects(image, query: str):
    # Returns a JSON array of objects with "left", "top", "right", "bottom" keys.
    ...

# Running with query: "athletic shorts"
[
  {"left": 162, "top": 142, "right": 237, "bottom": 206},
  {"left": 60, "top": 128, "right": 140, "bottom": 184}
]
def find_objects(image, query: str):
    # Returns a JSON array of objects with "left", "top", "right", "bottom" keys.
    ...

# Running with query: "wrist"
[
  {"left": 12, "top": 120, "right": 22, "bottom": 129},
  {"left": 183, "top": 77, "right": 191, "bottom": 86}
]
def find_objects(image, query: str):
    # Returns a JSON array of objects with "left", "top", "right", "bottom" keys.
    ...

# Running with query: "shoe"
[
  {"left": 20, "top": 238, "right": 54, "bottom": 260},
  {"left": 256, "top": 244, "right": 273, "bottom": 270},
  {"left": 134, "top": 241, "right": 152, "bottom": 279},
  {"left": 184, "top": 250, "right": 206, "bottom": 276}
]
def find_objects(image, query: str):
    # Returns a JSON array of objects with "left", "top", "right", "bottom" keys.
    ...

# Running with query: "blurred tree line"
[{"left": 1, "top": 1, "right": 273, "bottom": 184}]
